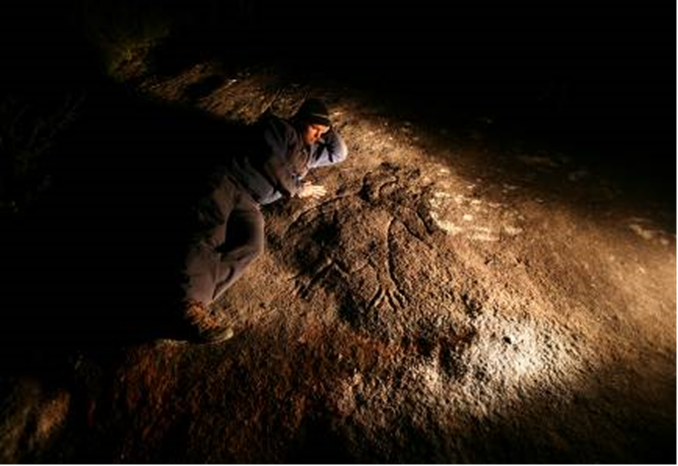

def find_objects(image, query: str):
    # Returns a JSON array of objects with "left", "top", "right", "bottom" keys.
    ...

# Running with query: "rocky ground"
[{"left": 0, "top": 58, "right": 675, "bottom": 463}]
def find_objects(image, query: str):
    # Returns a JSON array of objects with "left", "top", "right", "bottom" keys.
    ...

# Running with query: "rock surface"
[{"left": 1, "top": 61, "right": 675, "bottom": 463}]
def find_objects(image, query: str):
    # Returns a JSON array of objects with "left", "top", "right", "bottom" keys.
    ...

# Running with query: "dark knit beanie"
[{"left": 294, "top": 98, "right": 331, "bottom": 127}]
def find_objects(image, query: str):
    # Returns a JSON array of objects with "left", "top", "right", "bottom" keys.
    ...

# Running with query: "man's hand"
[{"left": 297, "top": 182, "right": 327, "bottom": 200}]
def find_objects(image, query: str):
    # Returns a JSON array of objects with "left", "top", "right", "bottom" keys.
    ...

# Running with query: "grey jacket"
[{"left": 228, "top": 115, "right": 348, "bottom": 205}]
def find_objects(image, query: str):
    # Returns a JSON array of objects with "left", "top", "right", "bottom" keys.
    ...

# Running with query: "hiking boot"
[{"left": 183, "top": 300, "right": 234, "bottom": 344}]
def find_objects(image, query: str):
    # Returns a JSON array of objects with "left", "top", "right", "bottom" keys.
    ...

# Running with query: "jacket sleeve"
[
  {"left": 257, "top": 119, "right": 303, "bottom": 198},
  {"left": 308, "top": 128, "right": 349, "bottom": 168}
]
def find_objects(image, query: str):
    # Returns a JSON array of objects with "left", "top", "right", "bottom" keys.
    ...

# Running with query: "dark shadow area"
[
  {"left": 0, "top": 3, "right": 254, "bottom": 389},
  {"left": 2, "top": 88, "right": 252, "bottom": 344},
  {"left": 183, "top": 75, "right": 229, "bottom": 101},
  {"left": 290, "top": 413, "right": 357, "bottom": 464}
]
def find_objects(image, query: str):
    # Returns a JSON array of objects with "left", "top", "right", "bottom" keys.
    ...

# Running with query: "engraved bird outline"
[{"left": 278, "top": 162, "right": 437, "bottom": 314}]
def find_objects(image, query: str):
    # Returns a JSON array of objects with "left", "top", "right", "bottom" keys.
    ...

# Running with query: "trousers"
[{"left": 181, "top": 174, "right": 264, "bottom": 305}]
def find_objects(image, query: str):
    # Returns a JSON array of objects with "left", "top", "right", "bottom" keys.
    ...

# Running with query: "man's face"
[{"left": 302, "top": 123, "right": 330, "bottom": 145}]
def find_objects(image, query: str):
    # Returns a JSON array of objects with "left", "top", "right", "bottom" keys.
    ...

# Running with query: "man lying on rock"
[{"left": 180, "top": 98, "right": 348, "bottom": 343}]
